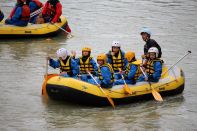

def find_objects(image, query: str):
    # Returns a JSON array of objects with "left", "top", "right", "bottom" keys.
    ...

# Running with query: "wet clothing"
[
  {"left": 0, "top": 10, "right": 4, "bottom": 22},
  {"left": 49, "top": 56, "right": 79, "bottom": 77},
  {"left": 28, "top": 0, "right": 43, "bottom": 23},
  {"left": 88, "top": 63, "right": 114, "bottom": 88},
  {"left": 114, "top": 60, "right": 141, "bottom": 85},
  {"left": 42, "top": 1, "right": 62, "bottom": 23},
  {"left": 144, "top": 39, "right": 162, "bottom": 58},
  {"left": 138, "top": 59, "right": 163, "bottom": 82},
  {"left": 5, "top": 4, "right": 30, "bottom": 26},
  {"left": 106, "top": 50, "right": 128, "bottom": 79}
]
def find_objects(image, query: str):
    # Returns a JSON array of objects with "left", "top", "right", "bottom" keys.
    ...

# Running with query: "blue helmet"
[{"left": 140, "top": 27, "right": 151, "bottom": 36}]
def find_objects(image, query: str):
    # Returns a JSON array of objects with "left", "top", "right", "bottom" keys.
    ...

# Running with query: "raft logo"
[
  {"left": 25, "top": 31, "right": 32, "bottom": 34},
  {"left": 82, "top": 85, "right": 88, "bottom": 91}
]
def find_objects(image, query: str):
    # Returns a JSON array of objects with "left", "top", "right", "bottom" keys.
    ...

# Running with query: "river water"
[{"left": 0, "top": 0, "right": 197, "bottom": 130}]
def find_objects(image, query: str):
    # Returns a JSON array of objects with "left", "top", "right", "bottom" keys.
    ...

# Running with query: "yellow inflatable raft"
[
  {"left": 42, "top": 65, "right": 185, "bottom": 106},
  {"left": 0, "top": 16, "right": 69, "bottom": 38}
]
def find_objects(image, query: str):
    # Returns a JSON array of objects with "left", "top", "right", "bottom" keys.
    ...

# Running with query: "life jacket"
[
  {"left": 20, "top": 4, "right": 30, "bottom": 21},
  {"left": 59, "top": 56, "right": 73, "bottom": 76},
  {"left": 31, "top": 0, "right": 43, "bottom": 10},
  {"left": 125, "top": 60, "right": 141, "bottom": 80},
  {"left": 79, "top": 56, "right": 94, "bottom": 74},
  {"left": 45, "top": 1, "right": 57, "bottom": 18},
  {"left": 146, "top": 59, "right": 163, "bottom": 75},
  {"left": 98, "top": 63, "right": 115, "bottom": 83},
  {"left": 111, "top": 50, "right": 124, "bottom": 71}
]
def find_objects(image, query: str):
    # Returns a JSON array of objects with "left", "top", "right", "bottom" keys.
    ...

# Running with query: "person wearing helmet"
[
  {"left": 5, "top": 0, "right": 30, "bottom": 26},
  {"left": 140, "top": 27, "right": 162, "bottom": 59},
  {"left": 88, "top": 54, "right": 115, "bottom": 88},
  {"left": 39, "top": 0, "right": 62, "bottom": 24},
  {"left": 26, "top": 0, "right": 43, "bottom": 23},
  {"left": 138, "top": 47, "right": 163, "bottom": 82},
  {"left": 106, "top": 41, "right": 128, "bottom": 79},
  {"left": 72, "top": 47, "right": 98, "bottom": 81},
  {"left": 0, "top": 9, "right": 4, "bottom": 22},
  {"left": 48, "top": 48, "right": 79, "bottom": 77},
  {"left": 114, "top": 51, "right": 141, "bottom": 85}
]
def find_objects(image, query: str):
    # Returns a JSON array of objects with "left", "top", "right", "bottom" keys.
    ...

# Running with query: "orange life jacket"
[{"left": 20, "top": 4, "right": 30, "bottom": 21}]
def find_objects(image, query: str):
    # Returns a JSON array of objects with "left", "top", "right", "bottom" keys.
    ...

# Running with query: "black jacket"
[{"left": 144, "top": 39, "right": 162, "bottom": 58}]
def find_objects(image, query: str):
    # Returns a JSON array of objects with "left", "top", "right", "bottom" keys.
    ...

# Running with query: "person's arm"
[
  {"left": 49, "top": 58, "right": 60, "bottom": 68},
  {"left": 150, "top": 39, "right": 162, "bottom": 58},
  {"left": 149, "top": 61, "right": 162, "bottom": 81},
  {"left": 100, "top": 67, "right": 112, "bottom": 84},
  {"left": 106, "top": 51, "right": 112, "bottom": 64},
  {"left": 11, "top": 7, "right": 22, "bottom": 21},
  {"left": 42, "top": 2, "right": 48, "bottom": 16},
  {"left": 8, "top": 7, "right": 17, "bottom": 19},
  {"left": 90, "top": 58, "right": 98, "bottom": 75},
  {"left": 71, "top": 59, "right": 79, "bottom": 76},
  {"left": 51, "top": 2, "right": 62, "bottom": 23},
  {"left": 122, "top": 51, "right": 128, "bottom": 70},
  {"left": 127, "top": 65, "right": 137, "bottom": 79}
]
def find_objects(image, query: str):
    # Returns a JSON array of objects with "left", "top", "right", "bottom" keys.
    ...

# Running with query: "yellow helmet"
[
  {"left": 97, "top": 54, "right": 107, "bottom": 63},
  {"left": 125, "top": 51, "right": 135, "bottom": 62},
  {"left": 82, "top": 47, "right": 91, "bottom": 52}
]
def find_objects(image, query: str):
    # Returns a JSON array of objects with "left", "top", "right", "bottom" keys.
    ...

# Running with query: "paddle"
[
  {"left": 162, "top": 50, "right": 191, "bottom": 76},
  {"left": 140, "top": 66, "right": 163, "bottom": 102},
  {"left": 118, "top": 68, "right": 132, "bottom": 94},
  {"left": 87, "top": 71, "right": 115, "bottom": 108},
  {"left": 41, "top": 57, "right": 58, "bottom": 95},
  {"left": 52, "top": 23, "right": 73, "bottom": 38},
  {"left": 30, "top": 7, "right": 43, "bottom": 18}
]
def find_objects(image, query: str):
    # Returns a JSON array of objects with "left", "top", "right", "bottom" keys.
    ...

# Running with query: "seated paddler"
[
  {"left": 48, "top": 48, "right": 79, "bottom": 78},
  {"left": 106, "top": 41, "right": 128, "bottom": 79},
  {"left": 88, "top": 54, "right": 115, "bottom": 88},
  {"left": 138, "top": 47, "right": 163, "bottom": 82},
  {"left": 5, "top": 0, "right": 30, "bottom": 26},
  {"left": 72, "top": 47, "right": 98, "bottom": 81},
  {"left": 114, "top": 51, "right": 141, "bottom": 85}
]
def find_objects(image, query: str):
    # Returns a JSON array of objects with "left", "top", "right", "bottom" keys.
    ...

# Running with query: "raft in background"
[
  {"left": 42, "top": 65, "right": 185, "bottom": 107},
  {"left": 0, "top": 16, "right": 69, "bottom": 38}
]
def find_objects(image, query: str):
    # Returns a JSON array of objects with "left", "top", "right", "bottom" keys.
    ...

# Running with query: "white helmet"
[
  {"left": 148, "top": 47, "right": 159, "bottom": 57},
  {"left": 112, "top": 41, "right": 121, "bottom": 48},
  {"left": 140, "top": 27, "right": 151, "bottom": 36},
  {"left": 56, "top": 48, "right": 68, "bottom": 60}
]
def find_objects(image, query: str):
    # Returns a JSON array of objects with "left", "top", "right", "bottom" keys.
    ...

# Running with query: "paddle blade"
[
  {"left": 106, "top": 94, "right": 115, "bottom": 109},
  {"left": 101, "top": 89, "right": 115, "bottom": 109},
  {"left": 152, "top": 89, "right": 163, "bottom": 102},
  {"left": 42, "top": 74, "right": 58, "bottom": 95},
  {"left": 124, "top": 84, "right": 132, "bottom": 94}
]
